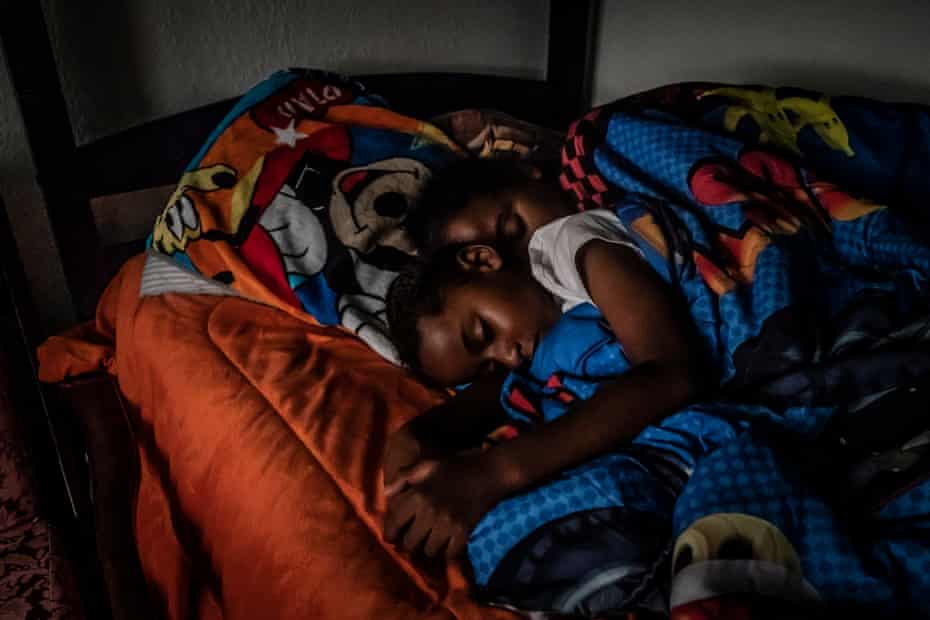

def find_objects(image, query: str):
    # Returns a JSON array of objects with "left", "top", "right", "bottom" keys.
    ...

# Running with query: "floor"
[{"left": 0, "top": 345, "right": 83, "bottom": 619}]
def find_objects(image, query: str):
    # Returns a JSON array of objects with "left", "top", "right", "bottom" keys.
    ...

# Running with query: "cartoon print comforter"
[
  {"left": 471, "top": 304, "right": 745, "bottom": 616},
  {"left": 471, "top": 85, "right": 930, "bottom": 618},
  {"left": 144, "top": 69, "right": 461, "bottom": 362}
]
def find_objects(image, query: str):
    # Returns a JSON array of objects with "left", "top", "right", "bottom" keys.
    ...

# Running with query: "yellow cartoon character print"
[
  {"left": 152, "top": 164, "right": 237, "bottom": 253},
  {"left": 781, "top": 95, "right": 854, "bottom": 157},
  {"left": 701, "top": 87, "right": 855, "bottom": 157},
  {"left": 673, "top": 513, "right": 803, "bottom": 577}
]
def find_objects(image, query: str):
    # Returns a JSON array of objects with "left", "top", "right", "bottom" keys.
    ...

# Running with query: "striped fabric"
[{"left": 140, "top": 251, "right": 240, "bottom": 299}]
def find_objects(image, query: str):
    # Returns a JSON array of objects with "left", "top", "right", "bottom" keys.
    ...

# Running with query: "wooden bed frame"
[{"left": 0, "top": 2, "right": 600, "bottom": 617}]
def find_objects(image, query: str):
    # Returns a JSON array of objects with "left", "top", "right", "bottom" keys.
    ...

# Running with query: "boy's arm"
[
  {"left": 486, "top": 240, "right": 705, "bottom": 491},
  {"left": 385, "top": 242, "right": 706, "bottom": 557}
]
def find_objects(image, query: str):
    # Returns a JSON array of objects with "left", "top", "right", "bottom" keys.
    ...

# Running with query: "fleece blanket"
[
  {"left": 470, "top": 85, "right": 930, "bottom": 618},
  {"left": 144, "top": 69, "right": 461, "bottom": 362}
]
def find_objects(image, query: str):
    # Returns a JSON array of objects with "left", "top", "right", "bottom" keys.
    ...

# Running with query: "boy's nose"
[{"left": 491, "top": 340, "right": 522, "bottom": 369}]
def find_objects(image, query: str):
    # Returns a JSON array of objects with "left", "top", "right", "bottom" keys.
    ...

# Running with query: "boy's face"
[
  {"left": 416, "top": 258, "right": 561, "bottom": 387},
  {"left": 437, "top": 179, "right": 574, "bottom": 259}
]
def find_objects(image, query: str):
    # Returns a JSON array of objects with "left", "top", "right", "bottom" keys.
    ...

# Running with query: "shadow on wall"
[
  {"left": 341, "top": 60, "right": 542, "bottom": 81},
  {"left": 0, "top": 1, "right": 149, "bottom": 332},
  {"left": 41, "top": 0, "right": 150, "bottom": 144},
  {"left": 0, "top": 60, "right": 74, "bottom": 331},
  {"left": 714, "top": 61, "right": 930, "bottom": 105},
  {"left": 599, "top": 60, "right": 930, "bottom": 107}
]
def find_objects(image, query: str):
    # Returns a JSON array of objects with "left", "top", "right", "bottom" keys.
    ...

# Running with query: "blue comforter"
[{"left": 471, "top": 84, "right": 930, "bottom": 618}]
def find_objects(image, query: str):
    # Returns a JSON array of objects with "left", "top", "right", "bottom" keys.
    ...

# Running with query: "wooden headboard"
[{"left": 2, "top": 0, "right": 600, "bottom": 325}]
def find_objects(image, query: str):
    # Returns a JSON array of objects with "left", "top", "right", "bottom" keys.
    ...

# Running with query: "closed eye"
[
  {"left": 462, "top": 315, "right": 494, "bottom": 356},
  {"left": 495, "top": 205, "right": 511, "bottom": 241},
  {"left": 495, "top": 204, "right": 525, "bottom": 242},
  {"left": 475, "top": 319, "right": 499, "bottom": 376},
  {"left": 478, "top": 359, "right": 498, "bottom": 376},
  {"left": 477, "top": 317, "right": 494, "bottom": 348}
]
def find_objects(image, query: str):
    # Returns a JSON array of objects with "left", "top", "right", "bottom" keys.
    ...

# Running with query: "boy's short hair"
[
  {"left": 406, "top": 158, "right": 530, "bottom": 251},
  {"left": 386, "top": 243, "right": 475, "bottom": 375}
]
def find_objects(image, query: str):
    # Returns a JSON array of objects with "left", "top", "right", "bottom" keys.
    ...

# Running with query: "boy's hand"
[{"left": 383, "top": 452, "right": 508, "bottom": 559}]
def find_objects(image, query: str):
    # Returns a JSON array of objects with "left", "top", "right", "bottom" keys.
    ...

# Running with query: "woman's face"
[{"left": 437, "top": 179, "right": 574, "bottom": 260}]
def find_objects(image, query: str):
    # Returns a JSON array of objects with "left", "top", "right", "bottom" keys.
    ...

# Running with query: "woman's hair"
[
  {"left": 386, "top": 243, "right": 475, "bottom": 374},
  {"left": 406, "top": 158, "right": 530, "bottom": 250}
]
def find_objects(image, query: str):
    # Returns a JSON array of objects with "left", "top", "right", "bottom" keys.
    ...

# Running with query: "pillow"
[{"left": 430, "top": 108, "right": 564, "bottom": 165}]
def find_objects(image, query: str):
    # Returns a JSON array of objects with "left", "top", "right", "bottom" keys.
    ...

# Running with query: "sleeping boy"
[{"left": 382, "top": 159, "right": 713, "bottom": 559}]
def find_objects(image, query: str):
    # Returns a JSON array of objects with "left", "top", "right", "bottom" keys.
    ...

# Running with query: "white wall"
[{"left": 593, "top": 0, "right": 930, "bottom": 106}]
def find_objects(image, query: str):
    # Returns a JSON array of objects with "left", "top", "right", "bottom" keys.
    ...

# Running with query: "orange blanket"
[{"left": 38, "top": 254, "right": 513, "bottom": 620}]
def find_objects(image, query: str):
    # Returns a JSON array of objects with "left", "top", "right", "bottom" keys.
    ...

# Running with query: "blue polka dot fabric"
[
  {"left": 474, "top": 105, "right": 930, "bottom": 610},
  {"left": 598, "top": 112, "right": 930, "bottom": 435},
  {"left": 599, "top": 112, "right": 930, "bottom": 611},
  {"left": 674, "top": 432, "right": 930, "bottom": 615}
]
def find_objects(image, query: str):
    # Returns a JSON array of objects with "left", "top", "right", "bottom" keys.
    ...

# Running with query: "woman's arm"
[
  {"left": 405, "top": 372, "right": 509, "bottom": 451},
  {"left": 382, "top": 372, "right": 507, "bottom": 486}
]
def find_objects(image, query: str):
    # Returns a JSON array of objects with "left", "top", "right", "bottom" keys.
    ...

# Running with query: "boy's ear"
[{"left": 456, "top": 244, "right": 503, "bottom": 272}]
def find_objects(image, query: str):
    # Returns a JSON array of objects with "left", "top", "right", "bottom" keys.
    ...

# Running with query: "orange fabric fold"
[{"left": 38, "top": 254, "right": 514, "bottom": 620}]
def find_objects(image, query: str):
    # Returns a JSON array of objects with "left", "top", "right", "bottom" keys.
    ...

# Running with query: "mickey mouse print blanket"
[{"left": 142, "top": 69, "right": 461, "bottom": 362}]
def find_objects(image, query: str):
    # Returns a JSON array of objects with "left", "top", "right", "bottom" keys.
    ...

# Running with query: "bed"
[
  {"left": 0, "top": 2, "right": 600, "bottom": 619},
  {"left": 11, "top": 1, "right": 930, "bottom": 618}
]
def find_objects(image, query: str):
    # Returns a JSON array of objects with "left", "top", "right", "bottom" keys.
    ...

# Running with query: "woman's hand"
[
  {"left": 382, "top": 424, "right": 436, "bottom": 489},
  {"left": 383, "top": 451, "right": 510, "bottom": 559}
]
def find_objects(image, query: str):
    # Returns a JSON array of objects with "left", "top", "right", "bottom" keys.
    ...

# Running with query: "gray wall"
[
  {"left": 3, "top": 0, "right": 930, "bottom": 330},
  {"left": 593, "top": 0, "right": 930, "bottom": 105},
  {"left": 0, "top": 48, "right": 73, "bottom": 327},
  {"left": 42, "top": 0, "right": 548, "bottom": 145},
  {"left": 0, "top": 0, "right": 547, "bottom": 329}
]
